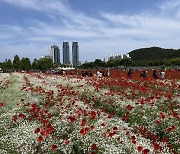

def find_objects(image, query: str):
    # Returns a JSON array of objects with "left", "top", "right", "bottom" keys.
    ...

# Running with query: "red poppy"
[
  {"left": 90, "top": 111, "right": 96, "bottom": 120},
  {"left": 18, "top": 113, "right": 26, "bottom": 119},
  {"left": 159, "top": 112, "right": 165, "bottom": 119},
  {"left": 161, "top": 137, "right": 168, "bottom": 143},
  {"left": 0, "top": 102, "right": 4, "bottom": 107},
  {"left": 91, "top": 144, "right": 97, "bottom": 150},
  {"left": 34, "top": 128, "right": 40, "bottom": 134},
  {"left": 12, "top": 115, "right": 18, "bottom": 122},
  {"left": 81, "top": 118, "right": 86, "bottom": 126},
  {"left": 142, "top": 148, "right": 150, "bottom": 154},
  {"left": 167, "top": 125, "right": 176, "bottom": 133},
  {"left": 90, "top": 125, "right": 95, "bottom": 130},
  {"left": 80, "top": 128, "right": 87, "bottom": 135},
  {"left": 113, "top": 126, "right": 118, "bottom": 131},
  {"left": 63, "top": 139, "right": 70, "bottom": 144},
  {"left": 155, "top": 120, "right": 161, "bottom": 125},
  {"left": 125, "top": 131, "right": 129, "bottom": 136},
  {"left": 121, "top": 116, "right": 127, "bottom": 121},
  {"left": 109, "top": 133, "right": 115, "bottom": 137},
  {"left": 38, "top": 135, "right": 43, "bottom": 142},
  {"left": 153, "top": 143, "right": 162, "bottom": 151},
  {"left": 67, "top": 116, "right": 76, "bottom": 122},
  {"left": 107, "top": 114, "right": 114, "bottom": 118},
  {"left": 153, "top": 143, "right": 159, "bottom": 150},
  {"left": 131, "top": 136, "right": 136, "bottom": 141},
  {"left": 102, "top": 133, "right": 106, "bottom": 138},
  {"left": 51, "top": 144, "right": 57, "bottom": 151},
  {"left": 101, "top": 123, "right": 106, "bottom": 127},
  {"left": 137, "top": 146, "right": 143, "bottom": 152},
  {"left": 126, "top": 105, "right": 134, "bottom": 110}
]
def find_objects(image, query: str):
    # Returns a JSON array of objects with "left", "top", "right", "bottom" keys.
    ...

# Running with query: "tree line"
[
  {"left": 0, "top": 55, "right": 54, "bottom": 72},
  {"left": 80, "top": 47, "right": 180, "bottom": 69},
  {"left": 80, "top": 58, "right": 180, "bottom": 69},
  {"left": 1, "top": 46, "right": 180, "bottom": 71}
]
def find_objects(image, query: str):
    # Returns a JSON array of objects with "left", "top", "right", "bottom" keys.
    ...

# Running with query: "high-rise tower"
[
  {"left": 63, "top": 42, "right": 70, "bottom": 65},
  {"left": 72, "top": 42, "right": 79, "bottom": 66},
  {"left": 50, "top": 45, "right": 60, "bottom": 64}
]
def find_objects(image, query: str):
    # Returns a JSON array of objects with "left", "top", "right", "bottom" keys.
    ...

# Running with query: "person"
[
  {"left": 85, "top": 71, "right": 89, "bottom": 77},
  {"left": 152, "top": 70, "right": 158, "bottom": 79},
  {"left": 127, "top": 69, "right": 133, "bottom": 78},
  {"left": 93, "top": 73, "right": 96, "bottom": 78},
  {"left": 107, "top": 70, "right": 110, "bottom": 76},
  {"left": 82, "top": 71, "right": 85, "bottom": 77},
  {"left": 97, "top": 70, "right": 102, "bottom": 77},
  {"left": 89, "top": 71, "right": 93, "bottom": 77},
  {"left": 76, "top": 71, "right": 79, "bottom": 76},
  {"left": 140, "top": 70, "right": 147, "bottom": 78},
  {"left": 63, "top": 70, "right": 66, "bottom": 75},
  {"left": 96, "top": 70, "right": 100, "bottom": 77},
  {"left": 160, "top": 70, "right": 165, "bottom": 79},
  {"left": 99, "top": 71, "right": 102, "bottom": 77}
]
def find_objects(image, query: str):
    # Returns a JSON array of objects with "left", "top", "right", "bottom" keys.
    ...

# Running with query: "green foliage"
[
  {"left": 13, "top": 55, "right": 21, "bottom": 71},
  {"left": 1, "top": 55, "right": 54, "bottom": 71},
  {"left": 35, "top": 57, "right": 54, "bottom": 70},
  {"left": 169, "top": 58, "right": 180, "bottom": 65},
  {"left": 1, "top": 59, "right": 13, "bottom": 70},
  {"left": 21, "top": 57, "right": 31, "bottom": 71},
  {"left": 80, "top": 47, "right": 180, "bottom": 69},
  {"left": 80, "top": 58, "right": 132, "bottom": 69},
  {"left": 32, "top": 59, "right": 38, "bottom": 70},
  {"left": 129, "top": 47, "right": 180, "bottom": 61}
]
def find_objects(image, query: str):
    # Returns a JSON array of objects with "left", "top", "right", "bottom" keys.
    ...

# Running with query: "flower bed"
[{"left": 0, "top": 72, "right": 179, "bottom": 154}]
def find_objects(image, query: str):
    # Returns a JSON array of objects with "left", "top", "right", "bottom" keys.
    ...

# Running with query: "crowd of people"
[
  {"left": 81, "top": 70, "right": 110, "bottom": 77},
  {"left": 44, "top": 68, "right": 180, "bottom": 80},
  {"left": 127, "top": 69, "right": 166, "bottom": 79}
]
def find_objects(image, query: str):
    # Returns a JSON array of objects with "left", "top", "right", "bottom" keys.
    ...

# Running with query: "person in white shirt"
[
  {"left": 97, "top": 70, "right": 102, "bottom": 77},
  {"left": 160, "top": 70, "right": 165, "bottom": 79}
]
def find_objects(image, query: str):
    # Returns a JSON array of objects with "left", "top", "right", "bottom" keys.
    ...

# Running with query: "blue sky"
[{"left": 0, "top": 0, "right": 180, "bottom": 63}]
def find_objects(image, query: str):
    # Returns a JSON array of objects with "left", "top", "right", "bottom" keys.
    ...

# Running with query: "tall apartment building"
[
  {"left": 50, "top": 45, "right": 60, "bottom": 64},
  {"left": 63, "top": 42, "right": 70, "bottom": 65},
  {"left": 72, "top": 42, "right": 79, "bottom": 66}
]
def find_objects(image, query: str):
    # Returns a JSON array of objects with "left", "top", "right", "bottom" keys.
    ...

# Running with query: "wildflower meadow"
[{"left": 0, "top": 71, "right": 179, "bottom": 154}]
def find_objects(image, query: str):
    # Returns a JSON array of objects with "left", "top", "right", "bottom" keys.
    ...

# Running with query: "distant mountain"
[{"left": 128, "top": 47, "right": 180, "bottom": 61}]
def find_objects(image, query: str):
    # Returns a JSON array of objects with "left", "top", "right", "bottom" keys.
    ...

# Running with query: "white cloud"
[
  {"left": 159, "top": 0, "right": 180, "bottom": 11},
  {"left": 0, "top": 0, "right": 180, "bottom": 62},
  {"left": 0, "top": 0, "right": 70, "bottom": 14}
]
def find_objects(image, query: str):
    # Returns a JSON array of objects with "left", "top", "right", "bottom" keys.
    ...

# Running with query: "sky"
[{"left": 0, "top": 0, "right": 180, "bottom": 63}]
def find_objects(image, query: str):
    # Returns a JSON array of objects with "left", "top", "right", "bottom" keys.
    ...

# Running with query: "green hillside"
[{"left": 129, "top": 47, "right": 180, "bottom": 61}]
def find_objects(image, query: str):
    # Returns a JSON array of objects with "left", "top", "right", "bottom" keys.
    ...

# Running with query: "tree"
[
  {"left": 122, "top": 58, "right": 132, "bottom": 66},
  {"left": 94, "top": 59, "right": 102, "bottom": 64},
  {"left": 1, "top": 59, "right": 13, "bottom": 71},
  {"left": 94, "top": 59, "right": 106, "bottom": 67},
  {"left": 32, "top": 59, "right": 38, "bottom": 70},
  {"left": 13, "top": 55, "right": 21, "bottom": 71},
  {"left": 21, "top": 57, "right": 31, "bottom": 71},
  {"left": 36, "top": 58, "right": 53, "bottom": 70}
]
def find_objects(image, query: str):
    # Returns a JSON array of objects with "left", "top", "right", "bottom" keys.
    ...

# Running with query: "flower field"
[{"left": 0, "top": 72, "right": 179, "bottom": 154}]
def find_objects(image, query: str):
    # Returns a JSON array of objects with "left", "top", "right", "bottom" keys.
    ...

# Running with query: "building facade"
[
  {"left": 50, "top": 45, "right": 60, "bottom": 64},
  {"left": 107, "top": 53, "right": 130, "bottom": 61},
  {"left": 72, "top": 42, "right": 79, "bottom": 66},
  {"left": 63, "top": 42, "right": 70, "bottom": 65}
]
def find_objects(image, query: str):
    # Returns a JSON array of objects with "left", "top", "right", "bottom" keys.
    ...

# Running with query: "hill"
[{"left": 128, "top": 47, "right": 180, "bottom": 61}]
